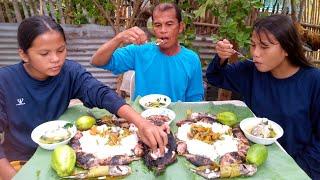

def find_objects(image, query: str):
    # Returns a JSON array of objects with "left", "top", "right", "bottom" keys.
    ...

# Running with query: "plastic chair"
[
  {"left": 119, "top": 70, "right": 135, "bottom": 100},
  {"left": 129, "top": 71, "right": 135, "bottom": 100}
]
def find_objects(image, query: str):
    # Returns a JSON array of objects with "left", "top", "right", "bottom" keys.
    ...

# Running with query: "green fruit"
[
  {"left": 75, "top": 115, "right": 96, "bottom": 130},
  {"left": 51, "top": 145, "right": 76, "bottom": 177},
  {"left": 246, "top": 144, "right": 268, "bottom": 166},
  {"left": 216, "top": 111, "right": 238, "bottom": 126}
]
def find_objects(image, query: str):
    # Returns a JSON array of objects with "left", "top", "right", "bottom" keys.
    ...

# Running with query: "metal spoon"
[{"left": 233, "top": 50, "right": 253, "bottom": 62}]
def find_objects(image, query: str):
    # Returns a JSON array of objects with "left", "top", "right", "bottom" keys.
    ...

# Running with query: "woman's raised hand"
[{"left": 216, "top": 39, "right": 235, "bottom": 61}]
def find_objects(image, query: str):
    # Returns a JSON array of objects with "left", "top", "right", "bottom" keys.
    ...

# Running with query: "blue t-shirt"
[
  {"left": 98, "top": 43, "right": 204, "bottom": 102},
  {"left": 0, "top": 60, "right": 126, "bottom": 161},
  {"left": 206, "top": 55, "right": 320, "bottom": 179}
]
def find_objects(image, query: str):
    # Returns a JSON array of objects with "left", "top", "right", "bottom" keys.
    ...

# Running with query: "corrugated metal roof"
[{"left": 0, "top": 23, "right": 216, "bottom": 90}]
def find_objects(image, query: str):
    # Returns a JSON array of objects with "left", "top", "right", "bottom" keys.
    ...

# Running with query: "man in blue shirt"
[{"left": 91, "top": 3, "right": 204, "bottom": 102}]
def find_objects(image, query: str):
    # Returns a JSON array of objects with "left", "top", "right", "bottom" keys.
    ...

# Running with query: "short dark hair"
[
  {"left": 253, "top": 14, "right": 312, "bottom": 67},
  {"left": 152, "top": 3, "right": 182, "bottom": 23},
  {"left": 17, "top": 16, "right": 66, "bottom": 53}
]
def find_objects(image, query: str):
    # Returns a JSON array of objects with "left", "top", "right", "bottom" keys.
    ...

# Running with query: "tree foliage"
[{"left": 194, "top": 0, "right": 263, "bottom": 49}]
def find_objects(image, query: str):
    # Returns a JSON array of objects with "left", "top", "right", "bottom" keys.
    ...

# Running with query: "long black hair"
[
  {"left": 253, "top": 14, "right": 312, "bottom": 67},
  {"left": 17, "top": 16, "right": 66, "bottom": 53}
]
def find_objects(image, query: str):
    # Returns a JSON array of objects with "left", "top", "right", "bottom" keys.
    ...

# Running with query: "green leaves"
[{"left": 195, "top": 0, "right": 263, "bottom": 50}]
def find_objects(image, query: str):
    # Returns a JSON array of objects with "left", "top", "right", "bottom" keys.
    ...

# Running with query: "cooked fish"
[{"left": 142, "top": 132, "right": 177, "bottom": 174}]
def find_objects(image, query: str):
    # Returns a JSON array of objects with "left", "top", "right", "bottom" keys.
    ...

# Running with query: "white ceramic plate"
[
  {"left": 139, "top": 94, "right": 171, "bottom": 109},
  {"left": 31, "top": 120, "right": 77, "bottom": 150},
  {"left": 240, "top": 117, "right": 284, "bottom": 145},
  {"left": 141, "top": 108, "right": 176, "bottom": 125}
]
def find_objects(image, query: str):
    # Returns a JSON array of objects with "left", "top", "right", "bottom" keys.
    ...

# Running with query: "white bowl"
[
  {"left": 139, "top": 94, "right": 171, "bottom": 109},
  {"left": 141, "top": 108, "right": 176, "bottom": 125},
  {"left": 240, "top": 117, "right": 284, "bottom": 145},
  {"left": 31, "top": 120, "right": 77, "bottom": 150}
]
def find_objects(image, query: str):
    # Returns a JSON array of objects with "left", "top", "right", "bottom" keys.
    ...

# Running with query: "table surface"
[{"left": 14, "top": 100, "right": 310, "bottom": 180}]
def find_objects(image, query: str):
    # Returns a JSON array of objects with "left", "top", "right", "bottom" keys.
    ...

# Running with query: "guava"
[
  {"left": 51, "top": 145, "right": 76, "bottom": 177},
  {"left": 75, "top": 115, "right": 96, "bottom": 131},
  {"left": 246, "top": 144, "right": 268, "bottom": 166},
  {"left": 216, "top": 111, "right": 238, "bottom": 126}
]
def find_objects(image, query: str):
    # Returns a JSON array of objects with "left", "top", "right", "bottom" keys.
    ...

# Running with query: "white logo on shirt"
[{"left": 16, "top": 98, "right": 26, "bottom": 106}]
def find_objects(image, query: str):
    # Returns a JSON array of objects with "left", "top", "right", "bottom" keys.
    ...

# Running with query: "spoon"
[
  {"left": 233, "top": 50, "right": 253, "bottom": 62},
  {"left": 154, "top": 39, "right": 164, "bottom": 45}
]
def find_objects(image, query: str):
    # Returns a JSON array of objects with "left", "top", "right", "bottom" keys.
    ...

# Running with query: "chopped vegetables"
[{"left": 188, "top": 124, "right": 221, "bottom": 144}]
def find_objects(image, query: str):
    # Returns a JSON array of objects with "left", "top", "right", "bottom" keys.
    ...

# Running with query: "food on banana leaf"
[
  {"left": 193, "top": 163, "right": 257, "bottom": 179},
  {"left": 176, "top": 112, "right": 258, "bottom": 179},
  {"left": 146, "top": 115, "right": 170, "bottom": 126},
  {"left": 75, "top": 115, "right": 96, "bottom": 131},
  {"left": 246, "top": 144, "right": 268, "bottom": 166},
  {"left": 69, "top": 121, "right": 142, "bottom": 169},
  {"left": 87, "top": 165, "right": 131, "bottom": 177},
  {"left": 216, "top": 111, "right": 238, "bottom": 126},
  {"left": 51, "top": 145, "right": 76, "bottom": 177},
  {"left": 142, "top": 132, "right": 177, "bottom": 175},
  {"left": 64, "top": 165, "right": 132, "bottom": 179}
]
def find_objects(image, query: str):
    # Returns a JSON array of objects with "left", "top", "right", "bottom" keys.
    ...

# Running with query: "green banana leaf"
[{"left": 14, "top": 101, "right": 310, "bottom": 180}]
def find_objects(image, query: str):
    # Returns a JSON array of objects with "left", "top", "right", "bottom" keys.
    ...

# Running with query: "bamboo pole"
[
  {"left": 298, "top": 0, "right": 306, "bottom": 22},
  {"left": 42, "top": 0, "right": 49, "bottom": 16},
  {"left": 21, "top": 0, "right": 29, "bottom": 18},
  {"left": 127, "top": 0, "right": 142, "bottom": 28},
  {"left": 291, "top": 0, "right": 297, "bottom": 22},
  {"left": 65, "top": 0, "right": 72, "bottom": 24},
  {"left": 0, "top": 2, "right": 5, "bottom": 22},
  {"left": 317, "top": 0, "right": 320, "bottom": 25},
  {"left": 303, "top": 0, "right": 307, "bottom": 22},
  {"left": 57, "top": 0, "right": 65, "bottom": 24},
  {"left": 114, "top": 0, "right": 122, "bottom": 34},
  {"left": 301, "top": 22, "right": 320, "bottom": 29},
  {"left": 310, "top": 0, "right": 315, "bottom": 24},
  {"left": 281, "top": 0, "right": 287, "bottom": 14},
  {"left": 39, "top": 0, "right": 43, "bottom": 15},
  {"left": 12, "top": 0, "right": 22, "bottom": 22},
  {"left": 48, "top": 0, "right": 56, "bottom": 21},
  {"left": 272, "top": 0, "right": 279, "bottom": 14},
  {"left": 27, "top": 0, "right": 36, "bottom": 16},
  {"left": 4, "top": 0, "right": 13, "bottom": 22},
  {"left": 114, "top": 0, "right": 123, "bottom": 95}
]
